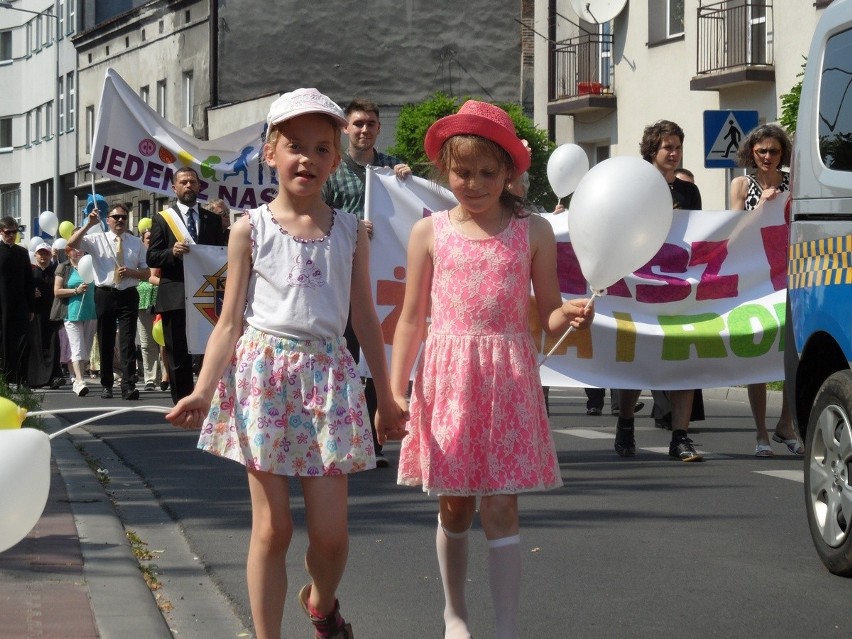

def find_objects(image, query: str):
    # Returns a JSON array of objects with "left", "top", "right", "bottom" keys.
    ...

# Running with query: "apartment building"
[
  {"left": 0, "top": 0, "right": 78, "bottom": 239},
  {"left": 531, "top": 0, "right": 832, "bottom": 209}
]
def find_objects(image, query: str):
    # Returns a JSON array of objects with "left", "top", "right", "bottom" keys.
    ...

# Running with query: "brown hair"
[
  {"left": 345, "top": 98, "right": 380, "bottom": 119},
  {"left": 640, "top": 120, "right": 685, "bottom": 162},
  {"left": 735, "top": 123, "right": 792, "bottom": 169}
]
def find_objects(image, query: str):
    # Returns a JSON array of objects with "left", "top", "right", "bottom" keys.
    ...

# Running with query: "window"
[
  {"left": 1, "top": 30, "right": 12, "bottom": 63},
  {"left": 66, "top": 0, "right": 75, "bottom": 36},
  {"left": 0, "top": 117, "right": 12, "bottom": 151},
  {"left": 26, "top": 111, "right": 32, "bottom": 146},
  {"left": 185, "top": 10, "right": 191, "bottom": 23},
  {"left": 0, "top": 188, "right": 21, "bottom": 219},
  {"left": 34, "top": 15, "right": 42, "bottom": 52},
  {"left": 58, "top": 0, "right": 64, "bottom": 38},
  {"left": 182, "top": 71, "right": 194, "bottom": 127},
  {"left": 31, "top": 181, "right": 51, "bottom": 219},
  {"left": 65, "top": 71, "right": 74, "bottom": 131},
  {"left": 34, "top": 106, "right": 42, "bottom": 144},
  {"left": 818, "top": 26, "right": 852, "bottom": 171},
  {"left": 85, "top": 106, "right": 95, "bottom": 155},
  {"left": 668, "top": 0, "right": 684, "bottom": 37},
  {"left": 648, "top": 0, "right": 684, "bottom": 45},
  {"left": 156, "top": 79, "right": 166, "bottom": 117},
  {"left": 140, "top": 85, "right": 150, "bottom": 105},
  {"left": 58, "top": 75, "right": 64, "bottom": 132},
  {"left": 45, "top": 102, "right": 53, "bottom": 139},
  {"left": 25, "top": 22, "right": 32, "bottom": 56}
]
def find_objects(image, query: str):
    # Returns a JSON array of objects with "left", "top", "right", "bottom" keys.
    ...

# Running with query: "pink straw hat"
[{"left": 424, "top": 100, "right": 531, "bottom": 179}]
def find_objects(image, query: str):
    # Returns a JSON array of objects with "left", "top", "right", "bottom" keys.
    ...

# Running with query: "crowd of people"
[{"left": 0, "top": 90, "right": 800, "bottom": 639}]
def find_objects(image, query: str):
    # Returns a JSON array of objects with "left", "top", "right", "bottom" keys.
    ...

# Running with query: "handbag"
[{"left": 49, "top": 262, "right": 71, "bottom": 322}]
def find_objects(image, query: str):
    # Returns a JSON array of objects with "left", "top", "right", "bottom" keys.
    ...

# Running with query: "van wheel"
[{"left": 805, "top": 370, "right": 852, "bottom": 577}]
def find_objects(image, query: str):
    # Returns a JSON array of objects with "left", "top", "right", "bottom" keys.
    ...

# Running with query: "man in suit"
[{"left": 146, "top": 167, "right": 226, "bottom": 403}]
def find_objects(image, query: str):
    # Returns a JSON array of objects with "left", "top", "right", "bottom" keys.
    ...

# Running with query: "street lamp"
[{"left": 0, "top": 1, "right": 61, "bottom": 230}]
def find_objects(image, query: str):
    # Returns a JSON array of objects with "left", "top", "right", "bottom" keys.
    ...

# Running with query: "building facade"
[
  {"left": 0, "top": 0, "right": 78, "bottom": 240},
  {"left": 531, "top": 0, "right": 832, "bottom": 209}
]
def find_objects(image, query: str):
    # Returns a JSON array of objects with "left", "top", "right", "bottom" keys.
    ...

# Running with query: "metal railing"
[
  {"left": 549, "top": 31, "right": 614, "bottom": 101},
  {"left": 696, "top": 1, "right": 774, "bottom": 75}
]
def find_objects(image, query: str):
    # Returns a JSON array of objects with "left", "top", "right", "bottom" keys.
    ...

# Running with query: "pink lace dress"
[{"left": 397, "top": 211, "right": 563, "bottom": 495}]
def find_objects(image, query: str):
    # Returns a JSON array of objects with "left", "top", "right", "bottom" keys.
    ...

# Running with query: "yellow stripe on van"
[{"left": 788, "top": 235, "right": 852, "bottom": 290}]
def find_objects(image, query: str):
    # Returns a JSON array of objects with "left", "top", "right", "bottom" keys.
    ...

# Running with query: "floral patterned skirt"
[{"left": 198, "top": 326, "right": 376, "bottom": 476}]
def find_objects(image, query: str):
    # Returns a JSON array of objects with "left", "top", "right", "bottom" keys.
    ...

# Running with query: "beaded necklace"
[{"left": 268, "top": 205, "right": 336, "bottom": 244}]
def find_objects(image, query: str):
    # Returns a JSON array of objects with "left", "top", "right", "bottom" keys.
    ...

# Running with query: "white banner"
[
  {"left": 183, "top": 245, "right": 228, "bottom": 354},
  {"left": 91, "top": 69, "right": 276, "bottom": 209},
  {"left": 365, "top": 167, "right": 789, "bottom": 390}
]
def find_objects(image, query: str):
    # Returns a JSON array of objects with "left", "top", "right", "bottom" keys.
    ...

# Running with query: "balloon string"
[
  {"left": 25, "top": 406, "right": 171, "bottom": 440},
  {"left": 538, "top": 292, "right": 600, "bottom": 368}
]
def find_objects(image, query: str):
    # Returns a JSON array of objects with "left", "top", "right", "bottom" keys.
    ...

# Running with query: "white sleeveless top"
[{"left": 244, "top": 205, "right": 359, "bottom": 340}]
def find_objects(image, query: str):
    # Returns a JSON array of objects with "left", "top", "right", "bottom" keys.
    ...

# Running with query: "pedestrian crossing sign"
[{"left": 703, "top": 110, "right": 759, "bottom": 168}]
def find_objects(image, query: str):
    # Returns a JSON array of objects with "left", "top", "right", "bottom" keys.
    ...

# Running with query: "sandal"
[
  {"left": 298, "top": 584, "right": 353, "bottom": 639},
  {"left": 772, "top": 432, "right": 804, "bottom": 455},
  {"left": 755, "top": 441, "right": 774, "bottom": 457}
]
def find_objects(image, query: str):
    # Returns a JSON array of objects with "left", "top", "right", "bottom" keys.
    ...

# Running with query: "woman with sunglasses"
[
  {"left": 730, "top": 123, "right": 803, "bottom": 457},
  {"left": 54, "top": 245, "right": 97, "bottom": 397}
]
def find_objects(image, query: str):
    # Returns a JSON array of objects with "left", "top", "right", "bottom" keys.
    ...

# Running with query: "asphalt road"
[{"left": 40, "top": 386, "right": 852, "bottom": 638}]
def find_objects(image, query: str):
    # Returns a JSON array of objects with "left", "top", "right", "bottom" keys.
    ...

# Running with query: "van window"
[{"left": 819, "top": 27, "right": 852, "bottom": 171}]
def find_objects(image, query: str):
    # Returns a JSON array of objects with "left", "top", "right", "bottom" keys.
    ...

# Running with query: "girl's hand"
[
  {"left": 375, "top": 396, "right": 409, "bottom": 445},
  {"left": 166, "top": 394, "right": 210, "bottom": 430},
  {"left": 562, "top": 298, "right": 595, "bottom": 330}
]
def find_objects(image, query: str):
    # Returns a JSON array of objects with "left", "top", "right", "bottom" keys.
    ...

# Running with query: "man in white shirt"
[{"left": 68, "top": 203, "right": 150, "bottom": 400}]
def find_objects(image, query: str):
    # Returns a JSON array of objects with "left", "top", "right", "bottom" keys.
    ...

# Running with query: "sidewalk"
[{"left": 0, "top": 421, "right": 172, "bottom": 639}]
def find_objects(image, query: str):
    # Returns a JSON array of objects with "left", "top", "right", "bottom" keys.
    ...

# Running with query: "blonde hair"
[{"left": 433, "top": 135, "right": 526, "bottom": 216}]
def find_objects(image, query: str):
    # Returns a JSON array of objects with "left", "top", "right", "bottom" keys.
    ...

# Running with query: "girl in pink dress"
[
  {"left": 167, "top": 89, "right": 406, "bottom": 639},
  {"left": 391, "top": 101, "right": 594, "bottom": 639}
]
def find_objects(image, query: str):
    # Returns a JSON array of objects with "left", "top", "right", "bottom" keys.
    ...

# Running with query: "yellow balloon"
[
  {"left": 59, "top": 220, "right": 75, "bottom": 240},
  {"left": 152, "top": 320, "right": 165, "bottom": 347},
  {"left": 138, "top": 217, "right": 153, "bottom": 233},
  {"left": 0, "top": 397, "right": 27, "bottom": 429}
]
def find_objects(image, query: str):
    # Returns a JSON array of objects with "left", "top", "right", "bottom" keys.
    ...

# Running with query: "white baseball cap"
[
  {"left": 34, "top": 242, "right": 52, "bottom": 253},
  {"left": 266, "top": 88, "right": 347, "bottom": 132}
]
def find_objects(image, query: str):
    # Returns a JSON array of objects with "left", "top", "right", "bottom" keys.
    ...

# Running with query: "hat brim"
[
  {"left": 424, "top": 113, "right": 531, "bottom": 180},
  {"left": 269, "top": 107, "right": 348, "bottom": 130}
]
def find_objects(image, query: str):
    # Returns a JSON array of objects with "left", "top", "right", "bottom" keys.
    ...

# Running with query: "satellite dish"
[{"left": 569, "top": 0, "right": 628, "bottom": 23}]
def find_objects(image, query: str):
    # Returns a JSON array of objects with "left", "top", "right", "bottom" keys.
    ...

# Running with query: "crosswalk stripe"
[{"left": 754, "top": 470, "right": 804, "bottom": 483}]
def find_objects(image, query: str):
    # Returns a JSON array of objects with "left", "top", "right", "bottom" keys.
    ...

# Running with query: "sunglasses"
[
  {"left": 754, "top": 148, "right": 782, "bottom": 157},
  {"left": 109, "top": 215, "right": 129, "bottom": 221},
  {"left": 1, "top": 229, "right": 18, "bottom": 236}
]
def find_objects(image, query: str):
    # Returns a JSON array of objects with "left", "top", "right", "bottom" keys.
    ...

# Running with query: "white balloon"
[
  {"left": 28, "top": 235, "right": 44, "bottom": 252},
  {"left": 77, "top": 254, "right": 95, "bottom": 283},
  {"left": 0, "top": 429, "right": 51, "bottom": 553},
  {"left": 547, "top": 144, "right": 590, "bottom": 198},
  {"left": 567, "top": 156, "right": 673, "bottom": 292},
  {"left": 39, "top": 210, "right": 59, "bottom": 237},
  {"left": 52, "top": 238, "right": 68, "bottom": 252}
]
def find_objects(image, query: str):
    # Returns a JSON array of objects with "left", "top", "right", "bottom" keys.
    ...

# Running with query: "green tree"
[
  {"left": 780, "top": 57, "right": 807, "bottom": 133},
  {"left": 388, "top": 93, "right": 558, "bottom": 210}
]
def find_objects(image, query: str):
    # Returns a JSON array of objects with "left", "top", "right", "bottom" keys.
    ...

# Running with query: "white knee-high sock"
[
  {"left": 436, "top": 516, "right": 471, "bottom": 639},
  {"left": 488, "top": 534, "right": 521, "bottom": 639}
]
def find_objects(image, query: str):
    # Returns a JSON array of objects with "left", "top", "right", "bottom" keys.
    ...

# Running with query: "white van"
[{"left": 787, "top": 0, "right": 852, "bottom": 577}]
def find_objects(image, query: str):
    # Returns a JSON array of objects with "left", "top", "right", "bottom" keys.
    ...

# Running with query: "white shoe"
[{"left": 73, "top": 381, "right": 89, "bottom": 397}]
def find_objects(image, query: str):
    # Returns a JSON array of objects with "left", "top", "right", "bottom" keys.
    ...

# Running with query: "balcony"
[
  {"left": 548, "top": 32, "right": 616, "bottom": 116},
  {"left": 690, "top": 1, "right": 775, "bottom": 91}
]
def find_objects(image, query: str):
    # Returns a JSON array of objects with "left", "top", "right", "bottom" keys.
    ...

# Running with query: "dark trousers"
[
  {"left": 161, "top": 308, "right": 194, "bottom": 404},
  {"left": 585, "top": 387, "right": 605, "bottom": 410},
  {"left": 95, "top": 287, "right": 139, "bottom": 392},
  {"left": 343, "top": 312, "right": 381, "bottom": 454}
]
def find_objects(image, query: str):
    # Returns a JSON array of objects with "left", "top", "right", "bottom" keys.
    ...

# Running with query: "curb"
[{"left": 49, "top": 416, "right": 251, "bottom": 638}]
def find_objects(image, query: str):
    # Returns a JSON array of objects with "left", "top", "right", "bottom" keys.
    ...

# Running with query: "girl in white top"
[{"left": 167, "top": 88, "right": 406, "bottom": 639}]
